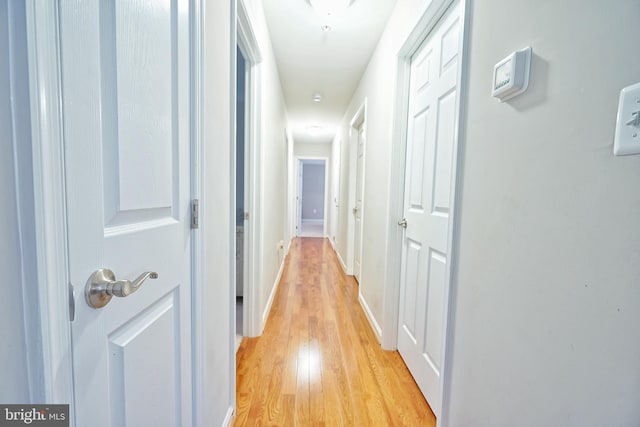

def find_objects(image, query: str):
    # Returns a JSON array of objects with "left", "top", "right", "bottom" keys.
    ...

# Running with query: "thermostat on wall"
[{"left": 491, "top": 47, "right": 532, "bottom": 102}]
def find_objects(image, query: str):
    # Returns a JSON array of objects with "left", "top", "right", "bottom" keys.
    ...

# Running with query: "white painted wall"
[
  {"left": 202, "top": 0, "right": 234, "bottom": 423},
  {"left": 0, "top": 2, "right": 30, "bottom": 403},
  {"left": 294, "top": 141, "right": 332, "bottom": 158},
  {"left": 332, "top": 0, "right": 640, "bottom": 425},
  {"left": 301, "top": 163, "right": 325, "bottom": 221},
  {"left": 445, "top": 1, "right": 640, "bottom": 425},
  {"left": 245, "top": 0, "right": 290, "bottom": 327}
]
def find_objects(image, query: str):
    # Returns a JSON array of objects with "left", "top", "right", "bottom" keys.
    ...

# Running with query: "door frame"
[
  {"left": 24, "top": 0, "right": 74, "bottom": 407},
  {"left": 329, "top": 137, "right": 342, "bottom": 248},
  {"left": 346, "top": 99, "right": 367, "bottom": 278},
  {"left": 294, "top": 157, "right": 329, "bottom": 237},
  {"left": 237, "top": 0, "right": 263, "bottom": 338},
  {"left": 286, "top": 130, "right": 296, "bottom": 242},
  {"left": 24, "top": 0, "right": 207, "bottom": 423},
  {"left": 191, "top": 0, "right": 208, "bottom": 423},
  {"left": 382, "top": 0, "right": 470, "bottom": 424}
]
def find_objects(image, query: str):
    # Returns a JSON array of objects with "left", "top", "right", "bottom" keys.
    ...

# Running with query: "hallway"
[{"left": 233, "top": 238, "right": 435, "bottom": 426}]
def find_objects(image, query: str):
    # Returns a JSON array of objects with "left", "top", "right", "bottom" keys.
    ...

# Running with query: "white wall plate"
[{"left": 613, "top": 82, "right": 640, "bottom": 156}]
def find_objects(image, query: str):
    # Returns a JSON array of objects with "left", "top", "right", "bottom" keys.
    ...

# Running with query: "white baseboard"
[
  {"left": 298, "top": 233, "right": 326, "bottom": 238},
  {"left": 221, "top": 406, "right": 234, "bottom": 427},
  {"left": 358, "top": 292, "right": 382, "bottom": 343},
  {"left": 301, "top": 218, "right": 323, "bottom": 225},
  {"left": 329, "top": 238, "right": 347, "bottom": 273},
  {"left": 261, "top": 245, "right": 288, "bottom": 329}
]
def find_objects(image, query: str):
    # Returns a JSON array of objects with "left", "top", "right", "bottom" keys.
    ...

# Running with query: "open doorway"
[
  {"left": 236, "top": 0, "right": 264, "bottom": 342},
  {"left": 347, "top": 100, "right": 367, "bottom": 281},
  {"left": 235, "top": 46, "right": 247, "bottom": 351},
  {"left": 296, "top": 158, "right": 328, "bottom": 237}
]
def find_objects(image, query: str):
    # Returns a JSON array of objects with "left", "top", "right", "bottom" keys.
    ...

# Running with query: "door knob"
[
  {"left": 398, "top": 218, "right": 408, "bottom": 229},
  {"left": 85, "top": 268, "right": 158, "bottom": 309}
]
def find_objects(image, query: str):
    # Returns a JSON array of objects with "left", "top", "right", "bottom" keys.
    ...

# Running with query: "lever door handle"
[
  {"left": 85, "top": 268, "right": 158, "bottom": 309},
  {"left": 398, "top": 218, "right": 408, "bottom": 229}
]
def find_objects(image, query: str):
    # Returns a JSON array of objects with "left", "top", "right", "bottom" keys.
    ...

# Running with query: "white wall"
[
  {"left": 202, "top": 0, "right": 234, "bottom": 423},
  {"left": 301, "top": 163, "right": 325, "bottom": 221},
  {"left": 333, "top": 0, "right": 640, "bottom": 425},
  {"left": 294, "top": 141, "right": 332, "bottom": 158},
  {"left": 445, "top": 1, "right": 640, "bottom": 425},
  {"left": 245, "top": 0, "right": 290, "bottom": 327}
]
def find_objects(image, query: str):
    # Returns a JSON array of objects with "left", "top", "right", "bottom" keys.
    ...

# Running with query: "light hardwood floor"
[{"left": 233, "top": 237, "right": 436, "bottom": 426}]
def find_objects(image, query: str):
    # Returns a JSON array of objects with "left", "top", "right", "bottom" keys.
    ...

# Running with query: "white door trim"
[
  {"left": 24, "top": 0, "right": 75, "bottom": 409},
  {"left": 296, "top": 159, "right": 303, "bottom": 235},
  {"left": 190, "top": 0, "right": 209, "bottom": 424},
  {"left": 237, "top": 0, "right": 262, "bottom": 339},
  {"left": 286, "top": 129, "right": 296, "bottom": 241},
  {"left": 294, "top": 157, "right": 330, "bottom": 238},
  {"left": 346, "top": 99, "right": 367, "bottom": 277},
  {"left": 25, "top": 1, "right": 206, "bottom": 424},
  {"left": 382, "top": 0, "right": 470, "bottom": 425}
]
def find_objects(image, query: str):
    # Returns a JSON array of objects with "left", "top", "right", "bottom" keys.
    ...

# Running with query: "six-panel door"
[
  {"left": 397, "top": 0, "right": 461, "bottom": 418},
  {"left": 60, "top": 1, "right": 193, "bottom": 426}
]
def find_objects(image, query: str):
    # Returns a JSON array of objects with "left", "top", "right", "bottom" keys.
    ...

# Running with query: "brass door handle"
[{"left": 85, "top": 268, "right": 158, "bottom": 308}]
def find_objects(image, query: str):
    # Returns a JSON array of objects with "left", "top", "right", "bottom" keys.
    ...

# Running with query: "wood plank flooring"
[{"left": 233, "top": 237, "right": 436, "bottom": 426}]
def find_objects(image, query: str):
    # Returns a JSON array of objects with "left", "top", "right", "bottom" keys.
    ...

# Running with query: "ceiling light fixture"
[
  {"left": 312, "top": 93, "right": 323, "bottom": 102},
  {"left": 309, "top": 0, "right": 352, "bottom": 17},
  {"left": 321, "top": 24, "right": 332, "bottom": 32}
]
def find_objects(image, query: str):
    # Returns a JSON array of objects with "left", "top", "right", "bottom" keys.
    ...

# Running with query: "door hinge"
[
  {"left": 244, "top": 211, "right": 249, "bottom": 220},
  {"left": 68, "top": 282, "right": 75, "bottom": 322},
  {"left": 191, "top": 199, "right": 199, "bottom": 229}
]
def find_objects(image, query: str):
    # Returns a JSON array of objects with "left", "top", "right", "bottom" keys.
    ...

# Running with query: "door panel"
[
  {"left": 433, "top": 90, "right": 456, "bottom": 213},
  {"left": 111, "top": 0, "right": 175, "bottom": 211},
  {"left": 60, "top": 1, "right": 192, "bottom": 426},
  {"left": 401, "top": 239, "right": 422, "bottom": 343},
  {"left": 108, "top": 292, "right": 179, "bottom": 426},
  {"left": 408, "top": 108, "right": 429, "bottom": 210},
  {"left": 424, "top": 249, "right": 446, "bottom": 371},
  {"left": 397, "top": 1, "right": 461, "bottom": 418}
]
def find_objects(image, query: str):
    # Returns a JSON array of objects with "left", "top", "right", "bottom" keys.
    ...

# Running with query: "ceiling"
[{"left": 262, "top": 0, "right": 397, "bottom": 144}]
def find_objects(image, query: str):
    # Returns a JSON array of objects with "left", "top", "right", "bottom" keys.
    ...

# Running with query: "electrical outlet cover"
[{"left": 613, "top": 82, "right": 640, "bottom": 156}]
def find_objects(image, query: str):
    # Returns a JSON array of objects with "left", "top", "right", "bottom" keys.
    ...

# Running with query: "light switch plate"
[{"left": 613, "top": 82, "right": 640, "bottom": 156}]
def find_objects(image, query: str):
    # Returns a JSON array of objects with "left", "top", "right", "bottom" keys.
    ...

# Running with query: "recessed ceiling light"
[
  {"left": 309, "top": 0, "right": 352, "bottom": 17},
  {"left": 312, "top": 93, "right": 323, "bottom": 102},
  {"left": 321, "top": 24, "right": 332, "bottom": 32}
]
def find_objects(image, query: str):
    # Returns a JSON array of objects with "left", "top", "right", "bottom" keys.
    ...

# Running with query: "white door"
[
  {"left": 60, "top": 1, "right": 192, "bottom": 426},
  {"left": 397, "top": 1, "right": 461, "bottom": 417},
  {"left": 353, "top": 125, "right": 365, "bottom": 281}
]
